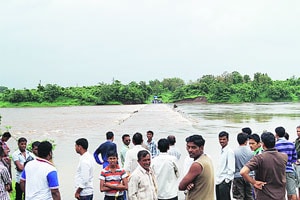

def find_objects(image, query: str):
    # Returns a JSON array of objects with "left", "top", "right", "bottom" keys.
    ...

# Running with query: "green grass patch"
[{"left": 9, "top": 181, "right": 15, "bottom": 199}]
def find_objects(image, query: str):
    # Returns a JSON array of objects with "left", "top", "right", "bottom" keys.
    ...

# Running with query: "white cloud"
[{"left": 1, "top": 0, "right": 300, "bottom": 88}]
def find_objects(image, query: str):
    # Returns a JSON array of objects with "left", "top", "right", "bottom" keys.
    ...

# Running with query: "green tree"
[
  {"left": 209, "top": 82, "right": 231, "bottom": 102},
  {"left": 43, "top": 84, "right": 62, "bottom": 102},
  {"left": 161, "top": 78, "right": 185, "bottom": 92},
  {"left": 243, "top": 75, "right": 251, "bottom": 83},
  {"left": 2, "top": 89, "right": 25, "bottom": 103},
  {"left": 266, "top": 82, "right": 292, "bottom": 101},
  {"left": 172, "top": 87, "right": 187, "bottom": 101},
  {"left": 149, "top": 79, "right": 164, "bottom": 95},
  {"left": 0, "top": 86, "right": 8, "bottom": 93}
]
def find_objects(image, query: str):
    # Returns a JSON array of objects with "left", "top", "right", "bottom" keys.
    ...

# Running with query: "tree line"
[{"left": 0, "top": 71, "right": 300, "bottom": 106}]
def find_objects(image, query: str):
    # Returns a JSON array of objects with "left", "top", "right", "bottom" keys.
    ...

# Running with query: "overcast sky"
[{"left": 1, "top": 0, "right": 300, "bottom": 89}]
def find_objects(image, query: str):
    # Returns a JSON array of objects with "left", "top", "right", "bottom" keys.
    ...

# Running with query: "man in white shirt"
[
  {"left": 152, "top": 138, "right": 179, "bottom": 200},
  {"left": 120, "top": 134, "right": 131, "bottom": 167},
  {"left": 128, "top": 150, "right": 157, "bottom": 200},
  {"left": 20, "top": 141, "right": 61, "bottom": 200},
  {"left": 74, "top": 138, "right": 94, "bottom": 200},
  {"left": 216, "top": 131, "right": 235, "bottom": 200},
  {"left": 12, "top": 137, "right": 35, "bottom": 200},
  {"left": 124, "top": 132, "right": 147, "bottom": 175}
]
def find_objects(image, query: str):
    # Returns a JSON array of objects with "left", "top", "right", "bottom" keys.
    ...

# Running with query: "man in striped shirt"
[
  {"left": 100, "top": 151, "right": 128, "bottom": 200},
  {"left": 275, "top": 126, "right": 298, "bottom": 200}
]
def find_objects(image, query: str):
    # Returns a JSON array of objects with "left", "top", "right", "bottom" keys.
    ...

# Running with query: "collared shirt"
[
  {"left": 246, "top": 148, "right": 287, "bottom": 200},
  {"left": 128, "top": 164, "right": 157, "bottom": 200},
  {"left": 93, "top": 140, "right": 117, "bottom": 168},
  {"left": 0, "top": 165, "right": 10, "bottom": 200},
  {"left": 124, "top": 145, "right": 147, "bottom": 174},
  {"left": 120, "top": 143, "right": 130, "bottom": 167},
  {"left": 21, "top": 157, "right": 59, "bottom": 200},
  {"left": 75, "top": 151, "right": 94, "bottom": 196},
  {"left": 234, "top": 146, "right": 253, "bottom": 178},
  {"left": 216, "top": 145, "right": 235, "bottom": 184},
  {"left": 99, "top": 165, "right": 128, "bottom": 197},
  {"left": 275, "top": 137, "right": 297, "bottom": 172},
  {"left": 151, "top": 152, "right": 179, "bottom": 199},
  {"left": 167, "top": 145, "right": 181, "bottom": 160},
  {"left": 12, "top": 149, "right": 35, "bottom": 183},
  {"left": 147, "top": 140, "right": 158, "bottom": 158}
]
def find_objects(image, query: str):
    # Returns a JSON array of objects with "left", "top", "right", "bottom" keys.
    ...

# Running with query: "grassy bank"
[{"left": 0, "top": 100, "right": 95, "bottom": 108}]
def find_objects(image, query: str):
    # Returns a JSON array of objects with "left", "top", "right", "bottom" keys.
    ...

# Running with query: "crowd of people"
[{"left": 1, "top": 125, "right": 300, "bottom": 200}]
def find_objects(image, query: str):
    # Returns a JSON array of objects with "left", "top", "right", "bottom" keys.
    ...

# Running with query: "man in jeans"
[{"left": 275, "top": 126, "right": 298, "bottom": 200}]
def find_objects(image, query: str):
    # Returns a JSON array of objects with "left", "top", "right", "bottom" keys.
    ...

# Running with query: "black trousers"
[
  {"left": 216, "top": 180, "right": 232, "bottom": 200},
  {"left": 104, "top": 195, "right": 124, "bottom": 200},
  {"left": 15, "top": 182, "right": 24, "bottom": 200}
]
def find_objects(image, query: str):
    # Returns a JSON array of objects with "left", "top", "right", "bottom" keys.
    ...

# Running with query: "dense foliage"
[{"left": 0, "top": 71, "right": 300, "bottom": 107}]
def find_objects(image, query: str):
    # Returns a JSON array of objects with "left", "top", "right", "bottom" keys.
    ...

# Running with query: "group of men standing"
[
  {"left": 2, "top": 135, "right": 61, "bottom": 200},
  {"left": 215, "top": 126, "right": 300, "bottom": 200},
  {"left": 74, "top": 125, "right": 300, "bottom": 200},
  {"left": 94, "top": 130, "right": 181, "bottom": 200},
  {"left": 4, "top": 124, "right": 300, "bottom": 200}
]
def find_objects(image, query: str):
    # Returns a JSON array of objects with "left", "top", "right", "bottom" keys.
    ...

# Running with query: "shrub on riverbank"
[{"left": 0, "top": 71, "right": 300, "bottom": 107}]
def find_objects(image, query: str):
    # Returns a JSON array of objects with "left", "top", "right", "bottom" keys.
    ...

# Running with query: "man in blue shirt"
[
  {"left": 146, "top": 130, "right": 158, "bottom": 158},
  {"left": 94, "top": 131, "right": 117, "bottom": 168},
  {"left": 275, "top": 126, "right": 298, "bottom": 200}
]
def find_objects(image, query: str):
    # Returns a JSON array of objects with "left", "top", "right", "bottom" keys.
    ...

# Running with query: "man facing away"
[
  {"left": 124, "top": 132, "right": 147, "bottom": 175},
  {"left": 233, "top": 133, "right": 253, "bottom": 200},
  {"left": 128, "top": 150, "right": 157, "bottom": 200},
  {"left": 242, "top": 127, "right": 252, "bottom": 136},
  {"left": 74, "top": 138, "right": 94, "bottom": 200},
  {"left": 179, "top": 135, "right": 214, "bottom": 200},
  {"left": 146, "top": 131, "right": 158, "bottom": 158},
  {"left": 152, "top": 138, "right": 179, "bottom": 200},
  {"left": 275, "top": 126, "right": 298, "bottom": 200},
  {"left": 215, "top": 131, "right": 235, "bottom": 200},
  {"left": 94, "top": 131, "right": 117, "bottom": 168},
  {"left": 248, "top": 134, "right": 263, "bottom": 155},
  {"left": 167, "top": 135, "right": 181, "bottom": 161},
  {"left": 20, "top": 141, "right": 61, "bottom": 200},
  {"left": 12, "top": 137, "right": 35, "bottom": 200},
  {"left": 240, "top": 132, "right": 288, "bottom": 200},
  {"left": 120, "top": 134, "right": 131, "bottom": 167}
]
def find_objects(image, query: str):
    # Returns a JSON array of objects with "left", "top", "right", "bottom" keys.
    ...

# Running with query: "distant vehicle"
[{"left": 152, "top": 96, "right": 163, "bottom": 104}]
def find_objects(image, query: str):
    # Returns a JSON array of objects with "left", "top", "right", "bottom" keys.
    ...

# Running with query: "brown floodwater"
[{"left": 1, "top": 102, "right": 300, "bottom": 199}]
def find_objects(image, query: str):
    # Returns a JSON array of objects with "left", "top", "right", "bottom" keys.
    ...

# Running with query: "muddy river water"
[{"left": 1, "top": 102, "right": 300, "bottom": 199}]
